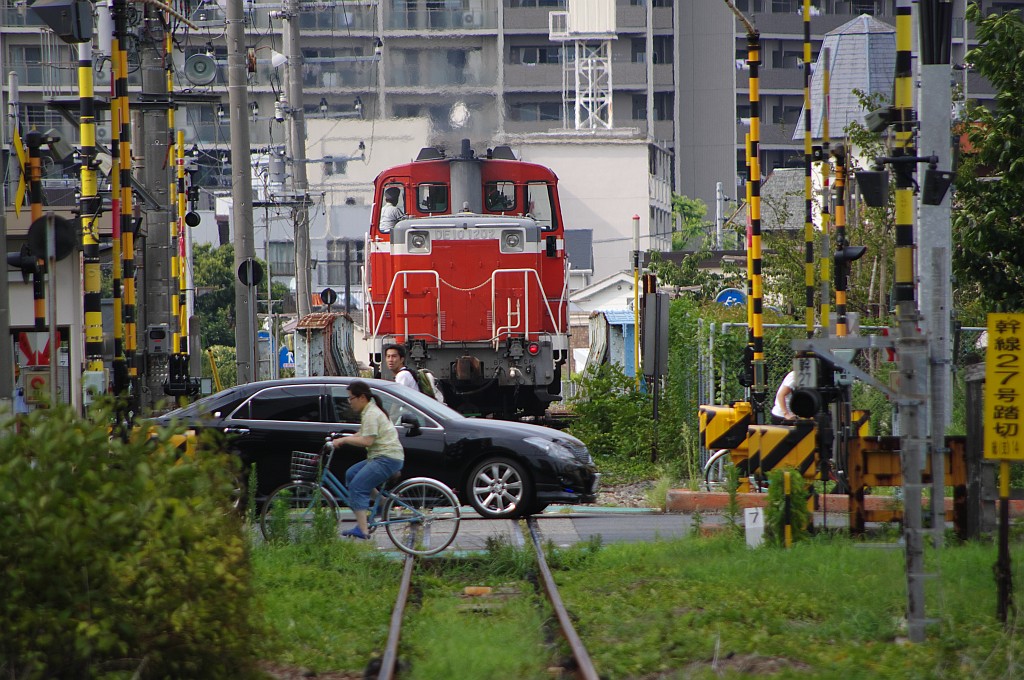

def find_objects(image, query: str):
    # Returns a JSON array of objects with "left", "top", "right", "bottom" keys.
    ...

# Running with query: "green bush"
[
  {"left": 0, "top": 403, "right": 262, "bottom": 679},
  {"left": 763, "top": 467, "right": 812, "bottom": 546}
]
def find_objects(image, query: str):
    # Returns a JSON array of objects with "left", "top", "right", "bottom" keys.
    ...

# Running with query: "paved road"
[{"left": 364, "top": 508, "right": 699, "bottom": 554}]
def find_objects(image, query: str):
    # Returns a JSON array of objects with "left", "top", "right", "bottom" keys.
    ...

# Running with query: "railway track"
[{"left": 369, "top": 517, "right": 599, "bottom": 680}]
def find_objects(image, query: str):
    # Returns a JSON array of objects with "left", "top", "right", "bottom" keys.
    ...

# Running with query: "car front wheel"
[{"left": 467, "top": 456, "right": 533, "bottom": 519}]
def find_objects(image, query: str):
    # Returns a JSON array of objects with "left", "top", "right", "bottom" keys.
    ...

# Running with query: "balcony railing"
[
  {"left": 297, "top": 3, "right": 376, "bottom": 31},
  {"left": 386, "top": 7, "right": 498, "bottom": 30}
]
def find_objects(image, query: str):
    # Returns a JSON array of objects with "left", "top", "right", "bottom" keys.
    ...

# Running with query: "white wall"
[{"left": 504, "top": 139, "right": 663, "bottom": 282}]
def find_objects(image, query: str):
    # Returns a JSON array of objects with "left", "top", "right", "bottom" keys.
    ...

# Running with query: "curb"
[{"left": 666, "top": 489, "right": 1024, "bottom": 517}]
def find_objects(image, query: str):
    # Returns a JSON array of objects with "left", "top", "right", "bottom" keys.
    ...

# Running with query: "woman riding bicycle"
[{"left": 331, "top": 380, "right": 404, "bottom": 540}]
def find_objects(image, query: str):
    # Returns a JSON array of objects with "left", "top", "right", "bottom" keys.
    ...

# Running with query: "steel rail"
[
  {"left": 376, "top": 554, "right": 415, "bottom": 680},
  {"left": 526, "top": 517, "right": 600, "bottom": 680}
]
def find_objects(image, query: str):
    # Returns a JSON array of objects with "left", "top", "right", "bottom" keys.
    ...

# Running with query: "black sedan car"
[{"left": 155, "top": 377, "right": 599, "bottom": 518}]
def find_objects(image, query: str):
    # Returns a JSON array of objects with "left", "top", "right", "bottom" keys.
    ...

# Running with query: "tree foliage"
[
  {"left": 192, "top": 244, "right": 289, "bottom": 351},
  {"left": 952, "top": 4, "right": 1024, "bottom": 311},
  {"left": 193, "top": 243, "right": 238, "bottom": 348},
  {"left": 0, "top": 403, "right": 261, "bottom": 677}
]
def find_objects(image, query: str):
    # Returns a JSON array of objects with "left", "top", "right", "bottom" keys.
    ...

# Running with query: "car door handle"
[{"left": 223, "top": 427, "right": 250, "bottom": 435}]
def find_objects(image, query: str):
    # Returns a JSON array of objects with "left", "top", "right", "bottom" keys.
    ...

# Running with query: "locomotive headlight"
[
  {"left": 501, "top": 229, "right": 524, "bottom": 252},
  {"left": 408, "top": 231, "right": 430, "bottom": 253}
]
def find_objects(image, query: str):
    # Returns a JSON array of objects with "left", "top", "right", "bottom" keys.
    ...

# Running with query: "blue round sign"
[{"left": 715, "top": 287, "right": 746, "bottom": 306}]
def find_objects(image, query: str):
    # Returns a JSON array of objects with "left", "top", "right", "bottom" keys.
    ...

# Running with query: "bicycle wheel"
[
  {"left": 703, "top": 449, "right": 733, "bottom": 491},
  {"left": 383, "top": 477, "right": 461, "bottom": 556},
  {"left": 260, "top": 481, "right": 340, "bottom": 543}
]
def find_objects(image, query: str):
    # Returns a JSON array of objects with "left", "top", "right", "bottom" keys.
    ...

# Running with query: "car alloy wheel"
[{"left": 467, "top": 456, "right": 532, "bottom": 519}]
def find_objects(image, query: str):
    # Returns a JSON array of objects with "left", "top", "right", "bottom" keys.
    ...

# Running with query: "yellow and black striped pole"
[
  {"left": 109, "top": 31, "right": 126, "bottom": 397},
  {"left": 175, "top": 130, "right": 187, "bottom": 357},
  {"left": 25, "top": 131, "right": 46, "bottom": 331},
  {"left": 832, "top": 145, "right": 849, "bottom": 337},
  {"left": 169, "top": 55, "right": 181, "bottom": 357},
  {"left": 893, "top": 1, "right": 916, "bottom": 315},
  {"left": 802, "top": 0, "right": 814, "bottom": 338},
  {"left": 79, "top": 40, "right": 104, "bottom": 375},
  {"left": 819, "top": 49, "right": 832, "bottom": 331},
  {"left": 746, "top": 30, "right": 767, "bottom": 421},
  {"left": 114, "top": 0, "right": 137, "bottom": 408}
]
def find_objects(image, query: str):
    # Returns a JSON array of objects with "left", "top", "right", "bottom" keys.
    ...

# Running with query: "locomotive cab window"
[
  {"left": 379, "top": 183, "right": 406, "bottom": 233},
  {"left": 526, "top": 182, "right": 556, "bottom": 231},
  {"left": 417, "top": 184, "right": 449, "bottom": 214},
  {"left": 485, "top": 182, "right": 516, "bottom": 212}
]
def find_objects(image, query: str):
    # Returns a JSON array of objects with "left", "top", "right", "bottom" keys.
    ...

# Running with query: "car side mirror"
[{"left": 399, "top": 414, "right": 421, "bottom": 437}]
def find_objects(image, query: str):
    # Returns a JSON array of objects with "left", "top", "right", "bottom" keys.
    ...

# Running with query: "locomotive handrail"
[
  {"left": 370, "top": 270, "right": 444, "bottom": 343},
  {"left": 490, "top": 268, "right": 564, "bottom": 344},
  {"left": 368, "top": 267, "right": 566, "bottom": 345}
]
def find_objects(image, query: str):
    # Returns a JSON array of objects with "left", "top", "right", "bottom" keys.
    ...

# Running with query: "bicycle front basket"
[{"left": 290, "top": 450, "right": 322, "bottom": 480}]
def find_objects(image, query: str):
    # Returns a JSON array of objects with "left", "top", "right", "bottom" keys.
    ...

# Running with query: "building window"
[
  {"left": 772, "top": 0, "right": 795, "bottom": 12},
  {"left": 653, "top": 92, "right": 673, "bottom": 121},
  {"left": 507, "top": 0, "right": 565, "bottom": 7},
  {"left": 322, "top": 239, "right": 363, "bottom": 287},
  {"left": 508, "top": 102, "right": 561, "bottom": 122},
  {"left": 850, "top": 0, "right": 881, "bottom": 13},
  {"left": 632, "top": 95, "right": 647, "bottom": 120},
  {"left": 509, "top": 45, "right": 562, "bottom": 65},
  {"left": 652, "top": 36, "right": 674, "bottom": 64},
  {"left": 393, "top": 104, "right": 422, "bottom": 118},
  {"left": 269, "top": 241, "right": 296, "bottom": 277}
]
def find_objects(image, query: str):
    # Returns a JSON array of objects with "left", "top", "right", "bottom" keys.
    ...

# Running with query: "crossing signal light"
[
  {"left": 7, "top": 245, "right": 37, "bottom": 283},
  {"left": 834, "top": 246, "right": 867, "bottom": 291}
]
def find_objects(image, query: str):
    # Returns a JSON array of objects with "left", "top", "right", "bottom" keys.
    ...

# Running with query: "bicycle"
[{"left": 259, "top": 440, "right": 461, "bottom": 556}]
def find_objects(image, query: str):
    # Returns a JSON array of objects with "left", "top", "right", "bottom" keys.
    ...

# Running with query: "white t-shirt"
[
  {"left": 771, "top": 371, "right": 798, "bottom": 419},
  {"left": 380, "top": 204, "right": 405, "bottom": 231},
  {"left": 395, "top": 367, "right": 418, "bottom": 391}
]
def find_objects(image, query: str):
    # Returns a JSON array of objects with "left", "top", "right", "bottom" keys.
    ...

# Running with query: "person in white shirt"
[
  {"left": 379, "top": 186, "right": 405, "bottom": 231},
  {"left": 771, "top": 370, "right": 798, "bottom": 425},
  {"left": 384, "top": 343, "right": 418, "bottom": 391}
]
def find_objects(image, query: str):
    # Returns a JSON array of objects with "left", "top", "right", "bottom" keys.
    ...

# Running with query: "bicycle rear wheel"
[
  {"left": 260, "top": 481, "right": 340, "bottom": 543},
  {"left": 383, "top": 478, "right": 461, "bottom": 556}
]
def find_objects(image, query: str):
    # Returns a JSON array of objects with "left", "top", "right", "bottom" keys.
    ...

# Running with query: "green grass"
[{"left": 252, "top": 534, "right": 1024, "bottom": 679}]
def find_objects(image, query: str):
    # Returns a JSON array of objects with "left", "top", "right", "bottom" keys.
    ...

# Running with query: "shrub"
[
  {"left": 0, "top": 403, "right": 261, "bottom": 679},
  {"left": 763, "top": 467, "right": 812, "bottom": 546}
]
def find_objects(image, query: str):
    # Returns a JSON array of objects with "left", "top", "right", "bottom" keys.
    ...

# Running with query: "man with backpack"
[
  {"left": 384, "top": 344, "right": 418, "bottom": 391},
  {"left": 383, "top": 343, "right": 445, "bottom": 404}
]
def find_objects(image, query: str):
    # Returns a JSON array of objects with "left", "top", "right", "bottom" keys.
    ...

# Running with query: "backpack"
[{"left": 401, "top": 367, "right": 445, "bottom": 404}]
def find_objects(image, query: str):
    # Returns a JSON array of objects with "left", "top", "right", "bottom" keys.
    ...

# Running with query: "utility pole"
[
  {"left": 138, "top": 5, "right": 172, "bottom": 408},
  {"left": 917, "top": 0, "right": 955, "bottom": 549},
  {"left": 0, "top": 51, "right": 14, "bottom": 400},
  {"left": 226, "top": 0, "right": 256, "bottom": 383},
  {"left": 283, "top": 0, "right": 311, "bottom": 319},
  {"left": 893, "top": 0, "right": 931, "bottom": 643}
]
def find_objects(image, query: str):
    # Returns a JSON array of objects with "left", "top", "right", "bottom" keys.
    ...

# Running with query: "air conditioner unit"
[
  {"left": 95, "top": 125, "right": 110, "bottom": 142},
  {"left": 462, "top": 11, "right": 478, "bottom": 27}
]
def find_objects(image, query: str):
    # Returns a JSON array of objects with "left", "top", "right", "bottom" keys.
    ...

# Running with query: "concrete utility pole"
[
  {"left": 283, "top": 0, "right": 311, "bottom": 319},
  {"left": 138, "top": 5, "right": 172, "bottom": 408},
  {"left": 893, "top": 0, "right": 932, "bottom": 643},
  {"left": 0, "top": 55, "right": 14, "bottom": 400},
  {"left": 916, "top": 0, "right": 955, "bottom": 549},
  {"left": 226, "top": 0, "right": 256, "bottom": 383}
]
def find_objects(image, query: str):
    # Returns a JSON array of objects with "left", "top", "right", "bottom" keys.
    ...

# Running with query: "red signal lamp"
[{"left": 527, "top": 342, "right": 540, "bottom": 356}]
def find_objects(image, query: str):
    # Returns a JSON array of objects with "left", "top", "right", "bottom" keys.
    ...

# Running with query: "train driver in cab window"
[
  {"left": 486, "top": 182, "right": 515, "bottom": 212},
  {"left": 380, "top": 185, "right": 406, "bottom": 231}
]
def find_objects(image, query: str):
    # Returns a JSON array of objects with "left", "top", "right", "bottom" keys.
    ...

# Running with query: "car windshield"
[
  {"left": 383, "top": 383, "right": 465, "bottom": 420},
  {"left": 162, "top": 387, "right": 247, "bottom": 419}
]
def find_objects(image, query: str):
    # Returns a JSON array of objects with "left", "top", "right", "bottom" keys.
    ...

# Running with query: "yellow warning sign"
[{"left": 984, "top": 313, "right": 1024, "bottom": 460}]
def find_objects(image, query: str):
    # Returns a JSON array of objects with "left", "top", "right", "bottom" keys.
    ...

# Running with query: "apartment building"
[{"left": 680, "top": 0, "right": 1004, "bottom": 210}]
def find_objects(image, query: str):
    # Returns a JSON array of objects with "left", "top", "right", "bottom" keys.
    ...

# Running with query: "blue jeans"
[{"left": 345, "top": 456, "right": 403, "bottom": 511}]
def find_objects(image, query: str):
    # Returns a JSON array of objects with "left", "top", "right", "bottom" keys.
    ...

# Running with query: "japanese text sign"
[{"left": 984, "top": 313, "right": 1024, "bottom": 460}]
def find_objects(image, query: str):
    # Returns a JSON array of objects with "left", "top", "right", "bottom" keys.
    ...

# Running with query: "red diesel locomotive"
[{"left": 365, "top": 139, "right": 569, "bottom": 419}]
